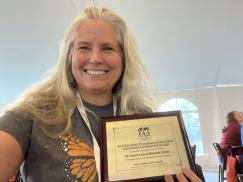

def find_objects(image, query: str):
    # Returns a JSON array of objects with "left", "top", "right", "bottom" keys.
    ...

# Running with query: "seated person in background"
[
  {"left": 219, "top": 111, "right": 243, "bottom": 174},
  {"left": 220, "top": 111, "right": 243, "bottom": 178},
  {"left": 220, "top": 111, "right": 243, "bottom": 148}
]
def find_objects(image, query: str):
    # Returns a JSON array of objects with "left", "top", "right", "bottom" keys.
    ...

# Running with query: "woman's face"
[
  {"left": 234, "top": 112, "right": 243, "bottom": 124},
  {"left": 71, "top": 19, "right": 123, "bottom": 102}
]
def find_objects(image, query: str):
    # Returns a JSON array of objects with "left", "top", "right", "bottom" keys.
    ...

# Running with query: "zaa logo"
[{"left": 138, "top": 127, "right": 151, "bottom": 137}]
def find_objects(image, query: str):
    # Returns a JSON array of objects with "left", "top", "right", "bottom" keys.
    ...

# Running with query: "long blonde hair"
[{"left": 5, "top": 6, "right": 160, "bottom": 133}]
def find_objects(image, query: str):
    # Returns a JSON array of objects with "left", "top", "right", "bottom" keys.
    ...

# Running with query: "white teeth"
[{"left": 85, "top": 70, "right": 107, "bottom": 75}]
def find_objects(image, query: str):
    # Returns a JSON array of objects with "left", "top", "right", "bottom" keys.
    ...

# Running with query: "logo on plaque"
[{"left": 138, "top": 127, "right": 151, "bottom": 139}]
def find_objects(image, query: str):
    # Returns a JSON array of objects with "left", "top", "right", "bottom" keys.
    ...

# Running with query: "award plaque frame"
[{"left": 100, "top": 111, "right": 197, "bottom": 182}]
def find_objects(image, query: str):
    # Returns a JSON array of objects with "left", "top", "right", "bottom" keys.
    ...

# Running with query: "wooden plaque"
[{"left": 100, "top": 111, "right": 197, "bottom": 181}]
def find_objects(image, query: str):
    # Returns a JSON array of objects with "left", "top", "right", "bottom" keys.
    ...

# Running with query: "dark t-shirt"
[
  {"left": 220, "top": 123, "right": 242, "bottom": 148},
  {"left": 0, "top": 102, "right": 113, "bottom": 182}
]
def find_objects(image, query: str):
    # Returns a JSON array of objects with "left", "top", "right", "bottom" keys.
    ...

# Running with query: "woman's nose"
[{"left": 89, "top": 49, "right": 103, "bottom": 64}]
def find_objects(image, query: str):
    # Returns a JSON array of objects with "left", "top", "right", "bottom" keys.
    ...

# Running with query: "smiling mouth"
[{"left": 84, "top": 69, "right": 109, "bottom": 75}]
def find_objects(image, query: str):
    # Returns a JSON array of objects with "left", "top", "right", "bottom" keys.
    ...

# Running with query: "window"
[{"left": 159, "top": 98, "right": 204, "bottom": 156}]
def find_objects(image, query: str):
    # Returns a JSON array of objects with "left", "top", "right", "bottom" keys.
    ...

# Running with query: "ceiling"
[{"left": 0, "top": 0, "right": 243, "bottom": 105}]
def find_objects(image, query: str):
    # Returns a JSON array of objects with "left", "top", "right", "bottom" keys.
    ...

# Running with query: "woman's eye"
[
  {"left": 78, "top": 46, "right": 89, "bottom": 50},
  {"left": 103, "top": 47, "right": 114, "bottom": 51}
]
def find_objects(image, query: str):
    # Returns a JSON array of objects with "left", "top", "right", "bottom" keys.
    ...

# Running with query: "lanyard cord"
[{"left": 76, "top": 94, "right": 117, "bottom": 181}]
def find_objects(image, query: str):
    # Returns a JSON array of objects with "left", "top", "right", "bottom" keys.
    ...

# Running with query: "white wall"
[{"left": 159, "top": 86, "right": 243, "bottom": 170}]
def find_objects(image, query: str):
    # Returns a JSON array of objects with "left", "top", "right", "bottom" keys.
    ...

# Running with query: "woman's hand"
[{"left": 164, "top": 166, "right": 202, "bottom": 182}]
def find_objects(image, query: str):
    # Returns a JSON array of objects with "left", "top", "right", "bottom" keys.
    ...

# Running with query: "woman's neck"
[{"left": 79, "top": 91, "right": 113, "bottom": 106}]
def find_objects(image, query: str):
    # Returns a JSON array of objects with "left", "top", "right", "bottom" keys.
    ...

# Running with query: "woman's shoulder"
[
  {"left": 0, "top": 110, "right": 32, "bottom": 122},
  {"left": 223, "top": 123, "right": 241, "bottom": 132},
  {"left": 229, "top": 123, "right": 240, "bottom": 127}
]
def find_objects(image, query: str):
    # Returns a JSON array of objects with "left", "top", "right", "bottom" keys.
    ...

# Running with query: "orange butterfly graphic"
[{"left": 59, "top": 133, "right": 97, "bottom": 182}]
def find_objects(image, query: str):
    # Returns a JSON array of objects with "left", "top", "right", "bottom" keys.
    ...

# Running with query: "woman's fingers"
[
  {"left": 176, "top": 169, "right": 189, "bottom": 182},
  {"left": 164, "top": 174, "right": 174, "bottom": 182},
  {"left": 164, "top": 167, "right": 202, "bottom": 182},
  {"left": 180, "top": 166, "right": 202, "bottom": 182}
]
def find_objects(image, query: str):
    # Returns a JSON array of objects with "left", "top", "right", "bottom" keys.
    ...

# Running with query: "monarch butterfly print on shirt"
[{"left": 59, "top": 133, "right": 97, "bottom": 182}]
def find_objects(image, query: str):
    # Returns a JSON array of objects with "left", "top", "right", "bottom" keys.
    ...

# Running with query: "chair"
[
  {"left": 213, "top": 143, "right": 231, "bottom": 182},
  {"left": 231, "top": 146, "right": 243, "bottom": 174},
  {"left": 191, "top": 144, "right": 196, "bottom": 160}
]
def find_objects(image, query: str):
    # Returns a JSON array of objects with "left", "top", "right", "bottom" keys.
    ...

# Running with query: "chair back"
[
  {"left": 213, "top": 143, "right": 230, "bottom": 169},
  {"left": 191, "top": 144, "right": 196, "bottom": 160},
  {"left": 231, "top": 146, "right": 243, "bottom": 155},
  {"left": 213, "top": 143, "right": 243, "bottom": 181},
  {"left": 230, "top": 146, "right": 243, "bottom": 174}
]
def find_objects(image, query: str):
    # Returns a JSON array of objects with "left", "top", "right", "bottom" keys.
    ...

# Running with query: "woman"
[
  {"left": 0, "top": 6, "right": 201, "bottom": 182},
  {"left": 220, "top": 111, "right": 243, "bottom": 148}
]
